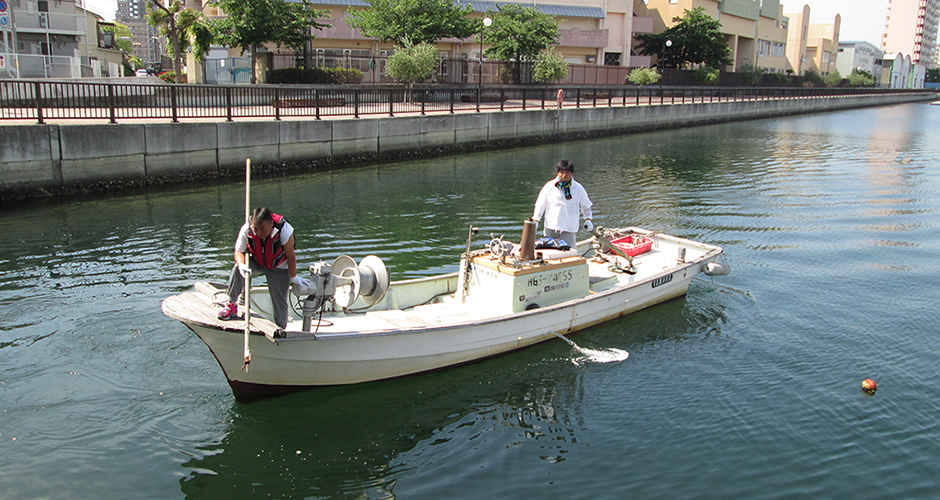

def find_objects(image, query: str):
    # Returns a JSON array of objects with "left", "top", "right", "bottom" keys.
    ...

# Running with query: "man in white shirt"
[
  {"left": 218, "top": 207, "right": 308, "bottom": 329},
  {"left": 531, "top": 160, "right": 594, "bottom": 248}
]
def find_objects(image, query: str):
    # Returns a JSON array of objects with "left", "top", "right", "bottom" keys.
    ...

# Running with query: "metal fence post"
[
  {"left": 315, "top": 89, "right": 321, "bottom": 120},
  {"left": 171, "top": 85, "right": 179, "bottom": 123},
  {"left": 225, "top": 86, "right": 232, "bottom": 122},
  {"left": 34, "top": 82, "right": 44, "bottom": 124},
  {"left": 522, "top": 88, "right": 526, "bottom": 110},
  {"left": 576, "top": 88, "right": 581, "bottom": 108},
  {"left": 274, "top": 87, "right": 281, "bottom": 121},
  {"left": 389, "top": 88, "right": 394, "bottom": 116},
  {"left": 476, "top": 88, "right": 481, "bottom": 113},
  {"left": 354, "top": 89, "right": 360, "bottom": 118},
  {"left": 420, "top": 88, "right": 426, "bottom": 115},
  {"left": 499, "top": 88, "right": 505, "bottom": 111},
  {"left": 592, "top": 88, "right": 597, "bottom": 107},
  {"left": 107, "top": 83, "right": 117, "bottom": 124},
  {"left": 449, "top": 88, "right": 455, "bottom": 114}
]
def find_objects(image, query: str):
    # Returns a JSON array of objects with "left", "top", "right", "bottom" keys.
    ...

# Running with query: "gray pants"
[
  {"left": 544, "top": 228, "right": 577, "bottom": 249},
  {"left": 226, "top": 260, "right": 290, "bottom": 329}
]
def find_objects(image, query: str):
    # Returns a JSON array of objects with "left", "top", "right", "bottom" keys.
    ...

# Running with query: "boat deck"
[
  {"left": 163, "top": 229, "right": 717, "bottom": 340},
  {"left": 161, "top": 282, "right": 281, "bottom": 339}
]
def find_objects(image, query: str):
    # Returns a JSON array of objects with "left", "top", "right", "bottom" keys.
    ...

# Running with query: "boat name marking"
[
  {"left": 527, "top": 270, "right": 574, "bottom": 288},
  {"left": 651, "top": 274, "right": 673, "bottom": 288}
]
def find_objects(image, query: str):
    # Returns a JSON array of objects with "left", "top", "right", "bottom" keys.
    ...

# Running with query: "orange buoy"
[{"left": 861, "top": 379, "right": 877, "bottom": 393}]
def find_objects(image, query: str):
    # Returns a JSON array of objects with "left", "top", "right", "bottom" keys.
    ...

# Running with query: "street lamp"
[
  {"left": 479, "top": 16, "right": 492, "bottom": 88},
  {"left": 663, "top": 39, "right": 672, "bottom": 69}
]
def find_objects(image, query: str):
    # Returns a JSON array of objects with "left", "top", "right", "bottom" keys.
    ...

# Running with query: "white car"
[{"left": 136, "top": 69, "right": 149, "bottom": 77}]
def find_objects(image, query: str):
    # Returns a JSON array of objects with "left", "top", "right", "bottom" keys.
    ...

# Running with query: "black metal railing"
[{"left": 0, "top": 80, "right": 929, "bottom": 125}]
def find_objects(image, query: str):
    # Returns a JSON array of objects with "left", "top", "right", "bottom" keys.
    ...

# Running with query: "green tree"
[
  {"left": 346, "top": 0, "right": 476, "bottom": 45},
  {"left": 823, "top": 70, "right": 842, "bottom": 87},
  {"left": 847, "top": 69, "right": 875, "bottom": 87},
  {"left": 384, "top": 39, "right": 438, "bottom": 100},
  {"left": 212, "top": 0, "right": 330, "bottom": 83},
  {"left": 635, "top": 7, "right": 731, "bottom": 70},
  {"left": 694, "top": 65, "right": 719, "bottom": 85},
  {"left": 486, "top": 5, "right": 560, "bottom": 84},
  {"left": 626, "top": 67, "right": 661, "bottom": 85},
  {"left": 147, "top": 1, "right": 210, "bottom": 83},
  {"left": 801, "top": 69, "right": 824, "bottom": 86},
  {"left": 532, "top": 48, "right": 568, "bottom": 83},
  {"left": 737, "top": 63, "right": 764, "bottom": 85}
]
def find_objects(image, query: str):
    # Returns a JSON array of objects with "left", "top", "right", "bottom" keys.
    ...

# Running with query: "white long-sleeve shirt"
[{"left": 532, "top": 177, "right": 593, "bottom": 233}]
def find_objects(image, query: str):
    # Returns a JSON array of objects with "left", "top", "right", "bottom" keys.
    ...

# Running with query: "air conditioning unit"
[{"left": 586, "top": 55, "right": 596, "bottom": 63}]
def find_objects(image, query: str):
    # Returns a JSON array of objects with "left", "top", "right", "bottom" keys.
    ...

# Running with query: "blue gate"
[{"left": 204, "top": 57, "right": 252, "bottom": 84}]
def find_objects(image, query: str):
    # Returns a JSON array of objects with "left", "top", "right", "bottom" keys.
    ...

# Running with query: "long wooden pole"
[{"left": 242, "top": 158, "right": 251, "bottom": 371}]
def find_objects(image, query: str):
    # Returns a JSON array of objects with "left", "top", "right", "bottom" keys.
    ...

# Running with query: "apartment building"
[
  {"left": 2, "top": 0, "right": 86, "bottom": 78},
  {"left": 116, "top": 0, "right": 162, "bottom": 67},
  {"left": 881, "top": 0, "right": 939, "bottom": 68},
  {"left": 633, "top": 0, "right": 788, "bottom": 72}
]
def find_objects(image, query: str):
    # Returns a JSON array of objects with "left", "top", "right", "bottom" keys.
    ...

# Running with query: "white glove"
[
  {"left": 583, "top": 219, "right": 594, "bottom": 232},
  {"left": 291, "top": 276, "right": 310, "bottom": 288},
  {"left": 238, "top": 262, "right": 251, "bottom": 277}
]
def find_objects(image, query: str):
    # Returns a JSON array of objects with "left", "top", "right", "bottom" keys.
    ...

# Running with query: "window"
[{"left": 604, "top": 52, "right": 621, "bottom": 66}]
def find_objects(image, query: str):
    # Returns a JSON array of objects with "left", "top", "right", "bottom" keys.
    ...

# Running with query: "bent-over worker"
[{"left": 218, "top": 207, "right": 308, "bottom": 329}]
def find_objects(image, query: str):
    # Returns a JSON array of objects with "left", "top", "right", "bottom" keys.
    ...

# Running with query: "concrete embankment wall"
[{"left": 1, "top": 92, "right": 935, "bottom": 201}]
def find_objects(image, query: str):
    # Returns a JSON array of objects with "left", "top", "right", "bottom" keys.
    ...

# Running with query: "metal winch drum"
[{"left": 291, "top": 254, "right": 390, "bottom": 331}]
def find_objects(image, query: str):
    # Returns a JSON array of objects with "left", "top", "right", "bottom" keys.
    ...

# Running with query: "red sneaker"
[{"left": 217, "top": 302, "right": 238, "bottom": 320}]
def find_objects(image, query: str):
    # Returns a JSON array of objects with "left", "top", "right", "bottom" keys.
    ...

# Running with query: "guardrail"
[{"left": 0, "top": 80, "right": 927, "bottom": 124}]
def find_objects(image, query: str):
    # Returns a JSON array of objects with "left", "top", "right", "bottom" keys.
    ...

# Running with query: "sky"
[
  {"left": 792, "top": 0, "right": 888, "bottom": 44},
  {"left": 81, "top": 0, "right": 890, "bottom": 46}
]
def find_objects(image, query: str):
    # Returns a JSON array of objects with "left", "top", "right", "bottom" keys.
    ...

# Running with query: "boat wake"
[{"left": 550, "top": 331, "right": 629, "bottom": 366}]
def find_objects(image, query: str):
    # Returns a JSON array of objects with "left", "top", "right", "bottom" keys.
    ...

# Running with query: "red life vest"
[{"left": 246, "top": 213, "right": 288, "bottom": 269}]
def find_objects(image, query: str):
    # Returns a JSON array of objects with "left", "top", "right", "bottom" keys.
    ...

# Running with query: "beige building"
[
  {"left": 287, "top": 0, "right": 652, "bottom": 67},
  {"left": 806, "top": 15, "right": 840, "bottom": 75},
  {"left": 784, "top": 5, "right": 840, "bottom": 75},
  {"left": 633, "top": 0, "right": 788, "bottom": 72},
  {"left": 191, "top": 0, "right": 654, "bottom": 83},
  {"left": 881, "top": 0, "right": 940, "bottom": 68},
  {"left": 784, "top": 5, "right": 809, "bottom": 74}
]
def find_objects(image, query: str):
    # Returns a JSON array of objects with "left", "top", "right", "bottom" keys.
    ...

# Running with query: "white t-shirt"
[
  {"left": 234, "top": 219, "right": 294, "bottom": 270},
  {"left": 532, "top": 177, "right": 593, "bottom": 233}
]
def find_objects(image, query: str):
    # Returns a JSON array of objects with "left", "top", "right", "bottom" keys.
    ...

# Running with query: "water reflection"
[{"left": 177, "top": 294, "right": 727, "bottom": 498}]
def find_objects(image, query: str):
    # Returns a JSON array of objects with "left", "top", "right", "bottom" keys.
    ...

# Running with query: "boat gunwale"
[{"left": 163, "top": 230, "right": 723, "bottom": 342}]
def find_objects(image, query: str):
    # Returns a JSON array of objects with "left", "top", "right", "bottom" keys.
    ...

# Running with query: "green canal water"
[{"left": 2, "top": 102, "right": 940, "bottom": 498}]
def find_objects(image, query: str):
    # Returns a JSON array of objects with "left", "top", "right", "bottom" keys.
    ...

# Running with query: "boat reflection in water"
[{"left": 178, "top": 295, "right": 728, "bottom": 498}]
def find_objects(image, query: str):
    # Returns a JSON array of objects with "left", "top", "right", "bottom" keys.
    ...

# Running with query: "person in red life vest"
[{"left": 218, "top": 207, "right": 308, "bottom": 329}]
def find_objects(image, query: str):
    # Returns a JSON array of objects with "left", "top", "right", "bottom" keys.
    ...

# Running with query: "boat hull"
[
  {"left": 163, "top": 227, "right": 726, "bottom": 399},
  {"left": 188, "top": 268, "right": 698, "bottom": 399}
]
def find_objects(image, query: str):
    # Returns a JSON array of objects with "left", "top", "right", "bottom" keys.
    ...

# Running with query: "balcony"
[
  {"left": 632, "top": 16, "right": 654, "bottom": 34},
  {"left": 314, "top": 17, "right": 372, "bottom": 41},
  {"left": 629, "top": 55, "right": 652, "bottom": 67},
  {"left": 14, "top": 11, "right": 83, "bottom": 35},
  {"left": 558, "top": 28, "right": 608, "bottom": 48}
]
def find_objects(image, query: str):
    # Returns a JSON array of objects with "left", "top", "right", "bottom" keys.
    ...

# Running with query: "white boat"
[{"left": 162, "top": 224, "right": 730, "bottom": 399}]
